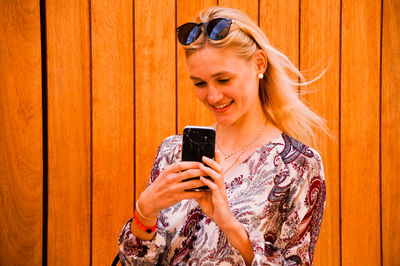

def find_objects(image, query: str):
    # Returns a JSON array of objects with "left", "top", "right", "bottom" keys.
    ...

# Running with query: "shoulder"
[
  {"left": 148, "top": 134, "right": 182, "bottom": 184},
  {"left": 273, "top": 133, "right": 324, "bottom": 177},
  {"left": 154, "top": 134, "right": 183, "bottom": 162},
  {"left": 272, "top": 134, "right": 326, "bottom": 208},
  {"left": 158, "top": 134, "right": 182, "bottom": 151}
]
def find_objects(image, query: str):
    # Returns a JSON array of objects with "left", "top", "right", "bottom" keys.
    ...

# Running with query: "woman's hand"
[
  {"left": 138, "top": 161, "right": 208, "bottom": 218},
  {"left": 197, "top": 151, "right": 255, "bottom": 265},
  {"left": 195, "top": 151, "right": 237, "bottom": 230}
]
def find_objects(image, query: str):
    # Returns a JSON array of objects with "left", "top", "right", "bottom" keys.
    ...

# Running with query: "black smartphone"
[{"left": 181, "top": 126, "right": 216, "bottom": 191}]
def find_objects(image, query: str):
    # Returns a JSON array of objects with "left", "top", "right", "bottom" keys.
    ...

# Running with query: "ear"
[{"left": 252, "top": 49, "right": 268, "bottom": 74}]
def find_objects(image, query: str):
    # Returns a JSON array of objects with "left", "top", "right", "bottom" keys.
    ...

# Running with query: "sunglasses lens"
[
  {"left": 178, "top": 23, "right": 201, "bottom": 45},
  {"left": 206, "top": 18, "right": 232, "bottom": 40}
]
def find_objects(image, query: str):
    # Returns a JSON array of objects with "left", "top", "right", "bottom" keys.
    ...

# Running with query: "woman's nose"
[{"left": 207, "top": 85, "right": 223, "bottom": 104}]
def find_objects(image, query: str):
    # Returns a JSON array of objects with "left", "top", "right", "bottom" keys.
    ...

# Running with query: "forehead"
[{"left": 186, "top": 46, "right": 251, "bottom": 77}]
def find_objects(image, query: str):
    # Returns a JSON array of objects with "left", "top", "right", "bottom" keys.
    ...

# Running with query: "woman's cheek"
[{"left": 194, "top": 88, "right": 208, "bottom": 104}]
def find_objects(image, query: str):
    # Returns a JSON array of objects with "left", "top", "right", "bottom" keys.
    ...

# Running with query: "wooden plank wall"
[
  {"left": 0, "top": 1, "right": 43, "bottom": 265},
  {"left": 46, "top": 1, "right": 91, "bottom": 264},
  {"left": 0, "top": 0, "right": 399, "bottom": 265}
]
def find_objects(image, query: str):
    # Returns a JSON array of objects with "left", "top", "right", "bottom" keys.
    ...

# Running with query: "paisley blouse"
[{"left": 118, "top": 133, "right": 326, "bottom": 265}]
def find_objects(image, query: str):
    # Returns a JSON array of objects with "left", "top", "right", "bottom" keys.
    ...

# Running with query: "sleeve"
[
  {"left": 248, "top": 152, "right": 326, "bottom": 265},
  {"left": 117, "top": 135, "right": 181, "bottom": 265},
  {"left": 117, "top": 218, "right": 167, "bottom": 265}
]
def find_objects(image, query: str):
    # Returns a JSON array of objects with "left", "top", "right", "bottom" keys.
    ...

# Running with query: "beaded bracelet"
[{"left": 133, "top": 212, "right": 157, "bottom": 234}]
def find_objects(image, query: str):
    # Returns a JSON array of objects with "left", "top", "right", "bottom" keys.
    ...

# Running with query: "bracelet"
[
  {"left": 133, "top": 212, "right": 157, "bottom": 234},
  {"left": 135, "top": 200, "right": 158, "bottom": 221}
]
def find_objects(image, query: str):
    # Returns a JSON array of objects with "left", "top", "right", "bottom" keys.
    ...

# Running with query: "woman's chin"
[{"left": 213, "top": 116, "right": 235, "bottom": 126}]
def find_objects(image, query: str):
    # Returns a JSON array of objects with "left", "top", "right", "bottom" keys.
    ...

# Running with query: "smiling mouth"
[{"left": 211, "top": 100, "right": 234, "bottom": 109}]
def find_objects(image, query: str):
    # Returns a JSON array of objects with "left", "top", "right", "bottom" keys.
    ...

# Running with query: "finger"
[
  {"left": 202, "top": 156, "right": 223, "bottom": 174},
  {"left": 176, "top": 177, "right": 210, "bottom": 190},
  {"left": 177, "top": 168, "right": 207, "bottom": 182},
  {"left": 181, "top": 190, "right": 209, "bottom": 201},
  {"left": 214, "top": 149, "right": 223, "bottom": 164},
  {"left": 200, "top": 176, "right": 219, "bottom": 191},
  {"left": 166, "top": 161, "right": 203, "bottom": 173},
  {"left": 199, "top": 164, "right": 223, "bottom": 184}
]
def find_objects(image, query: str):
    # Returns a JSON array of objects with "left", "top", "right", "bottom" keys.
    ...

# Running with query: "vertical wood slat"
[
  {"left": 300, "top": 0, "right": 341, "bottom": 264},
  {"left": 91, "top": 0, "right": 134, "bottom": 263},
  {"left": 259, "top": 0, "right": 299, "bottom": 67},
  {"left": 46, "top": 1, "right": 91, "bottom": 264},
  {"left": 341, "top": 0, "right": 381, "bottom": 265},
  {"left": 0, "top": 1, "right": 43, "bottom": 265},
  {"left": 382, "top": 0, "right": 400, "bottom": 264},
  {"left": 135, "top": 0, "right": 176, "bottom": 198},
  {"left": 219, "top": 0, "right": 259, "bottom": 23},
  {"left": 177, "top": 0, "right": 217, "bottom": 133}
]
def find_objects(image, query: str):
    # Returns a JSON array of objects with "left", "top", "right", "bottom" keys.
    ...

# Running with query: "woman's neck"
[{"left": 215, "top": 111, "right": 269, "bottom": 152}]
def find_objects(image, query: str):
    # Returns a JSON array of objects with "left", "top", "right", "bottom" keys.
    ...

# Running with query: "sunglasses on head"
[{"left": 177, "top": 17, "right": 234, "bottom": 45}]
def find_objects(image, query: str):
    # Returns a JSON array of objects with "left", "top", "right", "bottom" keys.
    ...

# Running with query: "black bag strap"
[{"left": 111, "top": 253, "right": 120, "bottom": 266}]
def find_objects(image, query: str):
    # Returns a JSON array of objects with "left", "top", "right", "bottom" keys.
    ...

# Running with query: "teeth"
[{"left": 214, "top": 101, "right": 232, "bottom": 109}]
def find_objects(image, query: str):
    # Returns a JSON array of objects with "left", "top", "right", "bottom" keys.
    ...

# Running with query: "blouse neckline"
[{"left": 222, "top": 132, "right": 285, "bottom": 177}]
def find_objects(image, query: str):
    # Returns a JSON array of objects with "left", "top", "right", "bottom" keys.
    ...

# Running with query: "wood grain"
[
  {"left": 259, "top": 0, "right": 299, "bottom": 67},
  {"left": 46, "top": 1, "right": 91, "bottom": 264},
  {"left": 300, "top": 0, "right": 341, "bottom": 264},
  {"left": 135, "top": 0, "right": 176, "bottom": 198},
  {"left": 382, "top": 0, "right": 400, "bottom": 264},
  {"left": 177, "top": 0, "right": 217, "bottom": 133},
  {"left": 91, "top": 0, "right": 134, "bottom": 263},
  {"left": 341, "top": 0, "right": 381, "bottom": 264},
  {"left": 0, "top": 1, "right": 43, "bottom": 264},
  {"left": 219, "top": 0, "right": 259, "bottom": 23}
]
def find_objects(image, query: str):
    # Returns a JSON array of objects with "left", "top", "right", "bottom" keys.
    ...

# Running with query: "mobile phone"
[{"left": 181, "top": 126, "right": 216, "bottom": 191}]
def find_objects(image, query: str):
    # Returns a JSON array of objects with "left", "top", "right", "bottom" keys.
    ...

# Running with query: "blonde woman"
[{"left": 118, "top": 6, "right": 326, "bottom": 265}]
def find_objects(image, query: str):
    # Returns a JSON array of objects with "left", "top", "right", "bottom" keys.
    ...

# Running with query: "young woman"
[{"left": 118, "top": 6, "right": 326, "bottom": 265}]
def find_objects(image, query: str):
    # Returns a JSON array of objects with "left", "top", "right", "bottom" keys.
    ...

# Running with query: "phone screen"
[
  {"left": 181, "top": 126, "right": 216, "bottom": 190},
  {"left": 182, "top": 126, "right": 215, "bottom": 162}
]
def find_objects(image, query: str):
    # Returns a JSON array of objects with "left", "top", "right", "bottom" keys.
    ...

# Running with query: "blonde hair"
[{"left": 182, "top": 6, "right": 327, "bottom": 145}]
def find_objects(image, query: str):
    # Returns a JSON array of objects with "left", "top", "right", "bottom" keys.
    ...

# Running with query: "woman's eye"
[
  {"left": 194, "top": 81, "right": 206, "bottom": 87},
  {"left": 218, "top": 79, "right": 230, "bottom": 84}
]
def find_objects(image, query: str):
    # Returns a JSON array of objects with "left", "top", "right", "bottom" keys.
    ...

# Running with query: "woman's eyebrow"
[{"left": 190, "top": 72, "right": 232, "bottom": 80}]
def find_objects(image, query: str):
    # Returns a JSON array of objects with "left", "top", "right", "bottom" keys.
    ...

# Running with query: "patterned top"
[{"left": 118, "top": 133, "right": 326, "bottom": 265}]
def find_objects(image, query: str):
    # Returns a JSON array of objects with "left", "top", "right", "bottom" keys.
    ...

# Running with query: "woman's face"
[{"left": 186, "top": 46, "right": 264, "bottom": 126}]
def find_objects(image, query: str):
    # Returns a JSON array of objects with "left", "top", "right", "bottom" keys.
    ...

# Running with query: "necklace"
[
  {"left": 219, "top": 122, "right": 267, "bottom": 174},
  {"left": 216, "top": 122, "right": 267, "bottom": 161}
]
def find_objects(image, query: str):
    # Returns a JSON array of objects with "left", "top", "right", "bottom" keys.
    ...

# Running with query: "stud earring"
[{"left": 258, "top": 73, "right": 264, "bottom": 79}]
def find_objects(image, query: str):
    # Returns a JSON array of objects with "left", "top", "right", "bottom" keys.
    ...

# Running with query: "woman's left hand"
[
  {"left": 196, "top": 150, "right": 236, "bottom": 230},
  {"left": 197, "top": 151, "right": 255, "bottom": 265}
]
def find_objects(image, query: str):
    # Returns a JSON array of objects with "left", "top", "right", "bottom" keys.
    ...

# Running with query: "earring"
[{"left": 258, "top": 73, "right": 264, "bottom": 79}]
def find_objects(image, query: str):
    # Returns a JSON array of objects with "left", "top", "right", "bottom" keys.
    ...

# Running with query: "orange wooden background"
[{"left": 1, "top": 0, "right": 399, "bottom": 265}]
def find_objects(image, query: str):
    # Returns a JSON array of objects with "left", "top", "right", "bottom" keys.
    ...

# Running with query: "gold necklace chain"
[
  {"left": 216, "top": 122, "right": 267, "bottom": 161},
  {"left": 220, "top": 122, "right": 267, "bottom": 174}
]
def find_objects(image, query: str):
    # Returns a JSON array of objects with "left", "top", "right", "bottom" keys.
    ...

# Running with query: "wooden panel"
[
  {"left": 300, "top": 0, "right": 341, "bottom": 264},
  {"left": 259, "top": 0, "right": 299, "bottom": 66},
  {"left": 0, "top": 1, "right": 43, "bottom": 264},
  {"left": 341, "top": 0, "right": 381, "bottom": 264},
  {"left": 46, "top": 1, "right": 91, "bottom": 264},
  {"left": 382, "top": 0, "right": 400, "bottom": 264},
  {"left": 135, "top": 0, "right": 176, "bottom": 197},
  {"left": 91, "top": 0, "right": 134, "bottom": 263},
  {"left": 177, "top": 0, "right": 217, "bottom": 133},
  {"left": 219, "top": 0, "right": 259, "bottom": 23}
]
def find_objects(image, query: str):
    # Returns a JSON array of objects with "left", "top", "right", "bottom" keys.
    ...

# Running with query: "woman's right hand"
[{"left": 137, "top": 161, "right": 208, "bottom": 218}]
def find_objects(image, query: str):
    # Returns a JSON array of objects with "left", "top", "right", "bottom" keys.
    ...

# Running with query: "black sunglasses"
[{"left": 176, "top": 17, "right": 234, "bottom": 45}]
